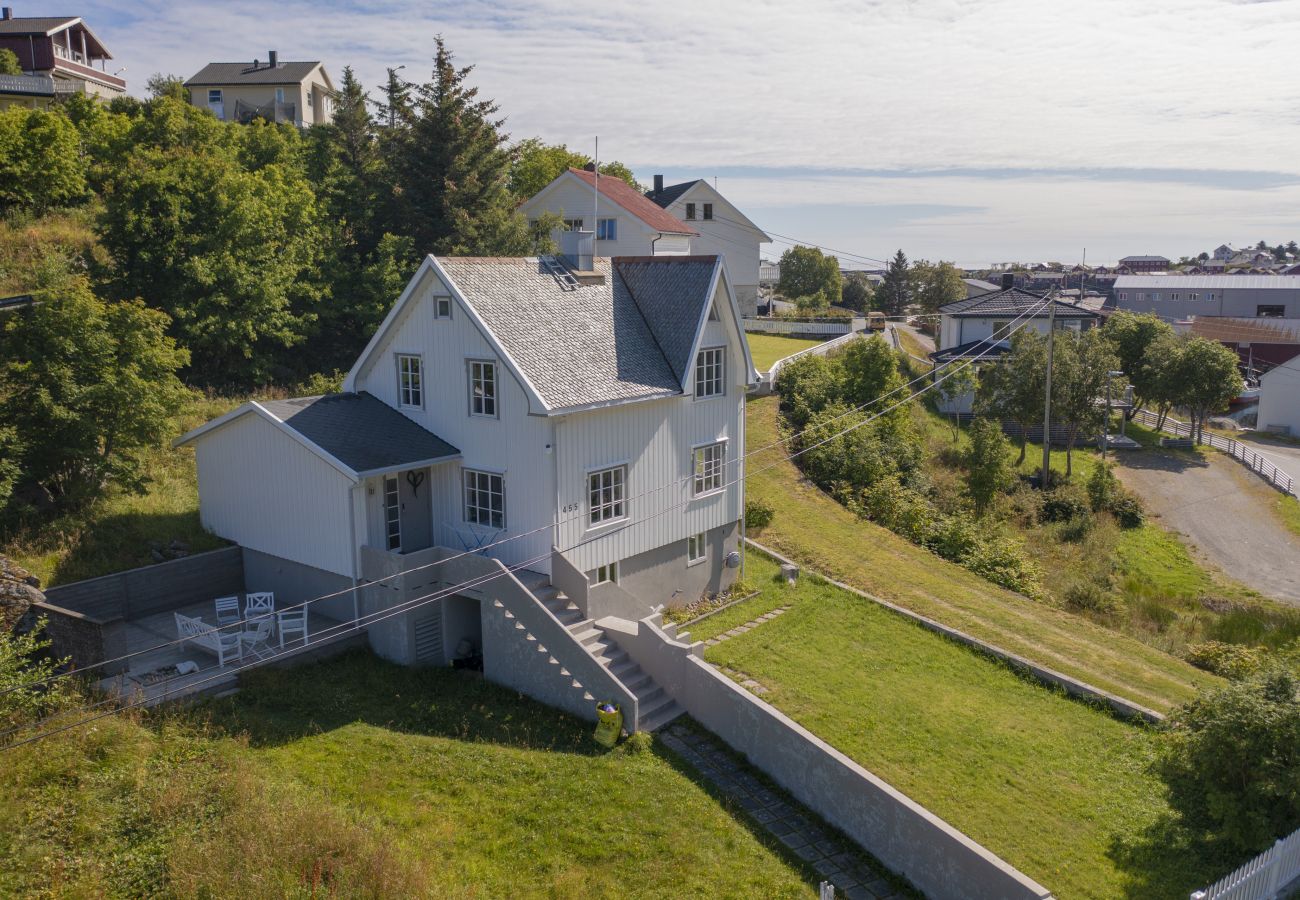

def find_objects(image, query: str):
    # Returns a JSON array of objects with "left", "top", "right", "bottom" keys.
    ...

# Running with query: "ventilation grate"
[{"left": 413, "top": 614, "right": 443, "bottom": 665}]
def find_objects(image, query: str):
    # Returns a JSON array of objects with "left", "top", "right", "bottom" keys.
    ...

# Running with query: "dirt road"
[{"left": 1115, "top": 449, "right": 1300, "bottom": 605}]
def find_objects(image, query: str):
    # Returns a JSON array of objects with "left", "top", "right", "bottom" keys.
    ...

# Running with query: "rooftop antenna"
[{"left": 592, "top": 136, "right": 599, "bottom": 241}]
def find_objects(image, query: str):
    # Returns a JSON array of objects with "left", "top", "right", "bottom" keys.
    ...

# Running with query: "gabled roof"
[
  {"left": 1119, "top": 255, "right": 1171, "bottom": 262},
  {"left": 185, "top": 61, "right": 326, "bottom": 87},
  {"left": 176, "top": 391, "right": 459, "bottom": 479},
  {"left": 939, "top": 287, "right": 1100, "bottom": 319},
  {"left": 612, "top": 256, "right": 720, "bottom": 384},
  {"left": 0, "top": 16, "right": 78, "bottom": 35},
  {"left": 643, "top": 178, "right": 771, "bottom": 241},
  {"left": 564, "top": 168, "right": 696, "bottom": 236},
  {"left": 930, "top": 338, "right": 1010, "bottom": 364},
  {"left": 644, "top": 180, "right": 696, "bottom": 208}
]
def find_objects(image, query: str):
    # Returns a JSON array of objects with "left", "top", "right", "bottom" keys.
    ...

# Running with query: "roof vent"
[
  {"left": 1001, "top": 273, "right": 1015, "bottom": 290},
  {"left": 558, "top": 230, "right": 604, "bottom": 285}
]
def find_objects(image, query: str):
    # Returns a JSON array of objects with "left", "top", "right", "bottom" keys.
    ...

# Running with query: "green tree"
[
  {"left": 1174, "top": 337, "right": 1242, "bottom": 442},
  {"left": 777, "top": 245, "right": 841, "bottom": 307},
  {"left": 382, "top": 38, "right": 533, "bottom": 256},
  {"left": 934, "top": 362, "right": 977, "bottom": 440},
  {"left": 509, "top": 137, "right": 640, "bottom": 199},
  {"left": 910, "top": 259, "right": 965, "bottom": 317},
  {"left": 964, "top": 417, "right": 1014, "bottom": 515},
  {"left": 0, "top": 107, "right": 86, "bottom": 212},
  {"left": 1052, "top": 328, "right": 1120, "bottom": 475},
  {"left": 145, "top": 73, "right": 188, "bottom": 100},
  {"left": 0, "top": 278, "right": 190, "bottom": 511},
  {"left": 878, "top": 249, "right": 910, "bottom": 315},
  {"left": 0, "top": 48, "right": 21, "bottom": 76},
  {"left": 840, "top": 272, "right": 874, "bottom": 312},
  {"left": 975, "top": 329, "right": 1047, "bottom": 463},
  {"left": 1157, "top": 670, "right": 1300, "bottom": 854},
  {"left": 1103, "top": 311, "right": 1175, "bottom": 414}
]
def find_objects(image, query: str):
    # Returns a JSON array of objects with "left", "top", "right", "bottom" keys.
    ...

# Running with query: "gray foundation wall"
[
  {"left": 43, "top": 545, "right": 244, "bottom": 621},
  {"left": 588, "top": 521, "right": 739, "bottom": 619},
  {"left": 241, "top": 548, "right": 356, "bottom": 623}
]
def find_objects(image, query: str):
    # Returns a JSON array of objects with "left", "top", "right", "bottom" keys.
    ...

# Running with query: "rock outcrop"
[{"left": 1, "top": 556, "right": 44, "bottom": 632}]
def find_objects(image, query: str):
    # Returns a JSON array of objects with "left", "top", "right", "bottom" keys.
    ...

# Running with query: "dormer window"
[
  {"left": 685, "top": 203, "right": 696, "bottom": 220},
  {"left": 694, "top": 347, "right": 725, "bottom": 399}
]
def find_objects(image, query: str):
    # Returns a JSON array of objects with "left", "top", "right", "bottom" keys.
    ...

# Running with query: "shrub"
[
  {"left": 1086, "top": 462, "right": 1117, "bottom": 512},
  {"left": 1064, "top": 580, "right": 1117, "bottom": 614},
  {"left": 1040, "top": 486, "right": 1090, "bottom": 523},
  {"left": 622, "top": 731, "right": 655, "bottom": 755},
  {"left": 1185, "top": 641, "right": 1269, "bottom": 680},
  {"left": 1, "top": 620, "right": 71, "bottom": 729},
  {"left": 1108, "top": 493, "right": 1145, "bottom": 529},
  {"left": 1057, "top": 515, "right": 1094, "bottom": 543},
  {"left": 964, "top": 417, "right": 1014, "bottom": 515},
  {"left": 745, "top": 498, "right": 775, "bottom": 530},
  {"left": 1004, "top": 483, "right": 1044, "bottom": 528},
  {"left": 1157, "top": 670, "right": 1300, "bottom": 853}
]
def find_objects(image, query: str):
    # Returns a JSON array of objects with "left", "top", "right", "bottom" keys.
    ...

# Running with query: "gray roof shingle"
[
  {"left": 261, "top": 391, "right": 458, "bottom": 475},
  {"left": 939, "top": 287, "right": 1100, "bottom": 319},
  {"left": 0, "top": 16, "right": 77, "bottom": 34},
  {"left": 185, "top": 61, "right": 322, "bottom": 86},
  {"left": 437, "top": 255, "right": 719, "bottom": 411},
  {"left": 644, "top": 180, "right": 698, "bottom": 209}
]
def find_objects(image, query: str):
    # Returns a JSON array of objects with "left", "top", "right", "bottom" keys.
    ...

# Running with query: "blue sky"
[{"left": 83, "top": 0, "right": 1300, "bottom": 266}]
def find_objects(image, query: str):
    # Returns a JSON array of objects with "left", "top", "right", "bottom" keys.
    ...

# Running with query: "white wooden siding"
[
  {"left": 352, "top": 271, "right": 557, "bottom": 570},
  {"left": 664, "top": 184, "right": 764, "bottom": 288},
  {"left": 520, "top": 175, "right": 689, "bottom": 257},
  {"left": 193, "top": 412, "right": 356, "bottom": 577}
]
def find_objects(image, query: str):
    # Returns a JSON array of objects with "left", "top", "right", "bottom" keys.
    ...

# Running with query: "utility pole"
[{"left": 1040, "top": 290, "right": 1056, "bottom": 487}]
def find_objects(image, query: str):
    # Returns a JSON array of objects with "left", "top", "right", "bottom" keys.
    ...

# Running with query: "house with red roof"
[{"left": 521, "top": 166, "right": 697, "bottom": 259}]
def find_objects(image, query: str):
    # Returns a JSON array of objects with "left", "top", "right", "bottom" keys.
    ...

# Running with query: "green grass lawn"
[
  {"left": 746, "top": 394, "right": 1216, "bottom": 712},
  {"left": 705, "top": 553, "right": 1229, "bottom": 900},
  {"left": 745, "top": 333, "right": 827, "bottom": 371},
  {"left": 0, "top": 651, "right": 814, "bottom": 898}
]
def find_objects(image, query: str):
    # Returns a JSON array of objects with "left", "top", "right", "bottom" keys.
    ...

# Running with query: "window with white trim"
[
  {"left": 685, "top": 202, "right": 696, "bottom": 220},
  {"left": 275, "top": 87, "right": 285, "bottom": 103},
  {"left": 597, "top": 218, "right": 617, "bottom": 240},
  {"left": 687, "top": 532, "right": 706, "bottom": 565},
  {"left": 383, "top": 475, "right": 401, "bottom": 551},
  {"left": 1207, "top": 292, "right": 1216, "bottom": 302},
  {"left": 1150, "top": 292, "right": 1161, "bottom": 301},
  {"left": 1118, "top": 292, "right": 1127, "bottom": 301},
  {"left": 588, "top": 465, "right": 627, "bottom": 526},
  {"left": 397, "top": 354, "right": 423, "bottom": 408},
  {"left": 693, "top": 442, "right": 725, "bottom": 496},
  {"left": 1188, "top": 293, "right": 1199, "bottom": 301},
  {"left": 1171, "top": 293, "right": 1180, "bottom": 301},
  {"left": 463, "top": 470, "right": 505, "bottom": 529},
  {"left": 207, "top": 89, "right": 222, "bottom": 104},
  {"left": 469, "top": 360, "right": 497, "bottom": 417},
  {"left": 433, "top": 296, "right": 451, "bottom": 319},
  {"left": 563, "top": 218, "right": 584, "bottom": 231},
  {"left": 592, "top": 562, "right": 618, "bottom": 585},
  {"left": 695, "top": 347, "right": 725, "bottom": 398},
  {"left": 703, "top": 203, "right": 713, "bottom": 221}
]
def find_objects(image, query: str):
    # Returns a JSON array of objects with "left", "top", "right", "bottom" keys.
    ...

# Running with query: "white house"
[
  {"left": 645, "top": 176, "right": 771, "bottom": 316},
  {"left": 1256, "top": 353, "right": 1300, "bottom": 437},
  {"left": 176, "top": 238, "right": 757, "bottom": 730},
  {"left": 521, "top": 167, "right": 696, "bottom": 257}
]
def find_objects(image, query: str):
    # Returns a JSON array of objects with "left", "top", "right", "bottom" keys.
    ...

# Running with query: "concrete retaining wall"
[
  {"left": 43, "top": 546, "right": 244, "bottom": 621},
  {"left": 610, "top": 615, "right": 1054, "bottom": 900}
]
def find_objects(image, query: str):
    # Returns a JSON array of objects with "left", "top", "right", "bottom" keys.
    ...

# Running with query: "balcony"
[{"left": 234, "top": 98, "right": 298, "bottom": 125}]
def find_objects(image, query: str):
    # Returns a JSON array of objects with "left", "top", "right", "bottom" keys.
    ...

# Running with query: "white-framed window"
[
  {"left": 1118, "top": 292, "right": 1127, "bottom": 301},
  {"left": 306, "top": 90, "right": 314, "bottom": 107},
  {"left": 469, "top": 360, "right": 497, "bottom": 417},
  {"left": 397, "top": 354, "right": 423, "bottom": 408},
  {"left": 1207, "top": 292, "right": 1216, "bottom": 302},
  {"left": 383, "top": 475, "right": 401, "bottom": 551},
  {"left": 687, "top": 532, "right": 706, "bottom": 565},
  {"left": 707, "top": 303, "right": 719, "bottom": 322},
  {"left": 1188, "top": 292, "right": 1199, "bottom": 301},
  {"left": 591, "top": 562, "right": 618, "bottom": 585},
  {"left": 1171, "top": 293, "right": 1180, "bottom": 301},
  {"left": 694, "top": 347, "right": 725, "bottom": 399},
  {"left": 703, "top": 203, "right": 713, "bottom": 221},
  {"left": 275, "top": 87, "right": 285, "bottom": 103},
  {"left": 588, "top": 465, "right": 627, "bottom": 526},
  {"left": 597, "top": 218, "right": 617, "bottom": 241},
  {"left": 685, "top": 202, "right": 696, "bottom": 220},
  {"left": 207, "top": 88, "right": 223, "bottom": 104},
  {"left": 693, "top": 441, "right": 726, "bottom": 496},
  {"left": 463, "top": 469, "right": 505, "bottom": 529},
  {"left": 433, "top": 296, "right": 452, "bottom": 319},
  {"left": 563, "top": 218, "right": 584, "bottom": 231},
  {"left": 1150, "top": 292, "right": 1161, "bottom": 301}
]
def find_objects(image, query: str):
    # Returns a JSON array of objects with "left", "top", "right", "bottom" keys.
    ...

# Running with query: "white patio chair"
[
  {"left": 214, "top": 596, "right": 241, "bottom": 628},
  {"left": 245, "top": 591, "right": 276, "bottom": 639},
  {"left": 277, "top": 607, "right": 308, "bottom": 649},
  {"left": 239, "top": 616, "right": 275, "bottom": 660},
  {"left": 175, "top": 613, "right": 242, "bottom": 668}
]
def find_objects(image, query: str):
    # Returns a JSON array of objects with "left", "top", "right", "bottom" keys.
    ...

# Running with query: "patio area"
[{"left": 97, "top": 595, "right": 349, "bottom": 706}]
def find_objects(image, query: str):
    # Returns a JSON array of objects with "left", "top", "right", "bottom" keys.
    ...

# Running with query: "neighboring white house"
[
  {"left": 644, "top": 176, "right": 771, "bottom": 317},
  {"left": 759, "top": 259, "right": 780, "bottom": 286},
  {"left": 521, "top": 167, "right": 696, "bottom": 258},
  {"left": 176, "top": 240, "right": 757, "bottom": 729},
  {"left": 1256, "top": 353, "right": 1300, "bottom": 436}
]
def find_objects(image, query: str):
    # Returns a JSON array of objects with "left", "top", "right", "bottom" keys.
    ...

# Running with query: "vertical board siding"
[
  {"left": 195, "top": 413, "right": 355, "bottom": 577},
  {"left": 519, "top": 178, "right": 668, "bottom": 257}
]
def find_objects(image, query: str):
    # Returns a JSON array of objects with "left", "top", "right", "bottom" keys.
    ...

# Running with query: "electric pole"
[{"left": 1040, "top": 290, "right": 1056, "bottom": 487}]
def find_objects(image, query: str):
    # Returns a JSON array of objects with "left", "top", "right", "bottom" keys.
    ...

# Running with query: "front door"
[{"left": 397, "top": 468, "right": 433, "bottom": 552}]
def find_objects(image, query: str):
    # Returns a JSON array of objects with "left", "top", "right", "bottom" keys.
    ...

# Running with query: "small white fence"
[
  {"left": 1191, "top": 827, "right": 1300, "bottom": 900},
  {"left": 762, "top": 331, "right": 863, "bottom": 390},
  {"left": 1133, "top": 409, "right": 1297, "bottom": 497},
  {"left": 743, "top": 317, "right": 863, "bottom": 336}
]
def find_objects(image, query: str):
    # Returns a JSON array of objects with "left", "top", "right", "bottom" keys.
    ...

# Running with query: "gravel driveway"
[{"left": 1114, "top": 450, "right": 1300, "bottom": 605}]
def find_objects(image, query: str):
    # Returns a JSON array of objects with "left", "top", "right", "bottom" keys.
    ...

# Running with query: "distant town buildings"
[{"left": 1117, "top": 255, "right": 1170, "bottom": 274}]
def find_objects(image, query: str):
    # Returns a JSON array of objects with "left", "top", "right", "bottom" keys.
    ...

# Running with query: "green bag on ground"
[{"left": 593, "top": 702, "right": 623, "bottom": 748}]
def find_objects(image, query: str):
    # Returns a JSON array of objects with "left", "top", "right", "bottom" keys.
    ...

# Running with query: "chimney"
[
  {"left": 1, "top": 8, "right": 12, "bottom": 20},
  {"left": 268, "top": 49, "right": 278, "bottom": 68},
  {"left": 558, "top": 230, "right": 604, "bottom": 284},
  {"left": 653, "top": 174, "right": 664, "bottom": 193},
  {"left": 1001, "top": 273, "right": 1015, "bottom": 290}
]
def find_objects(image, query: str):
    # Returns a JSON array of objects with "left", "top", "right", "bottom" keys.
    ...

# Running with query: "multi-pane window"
[
  {"left": 207, "top": 89, "right": 222, "bottom": 104},
  {"left": 1150, "top": 293, "right": 1161, "bottom": 301},
  {"left": 1118, "top": 292, "right": 1127, "bottom": 301},
  {"left": 597, "top": 218, "right": 617, "bottom": 240},
  {"left": 685, "top": 202, "right": 696, "bottom": 220},
  {"left": 1188, "top": 293, "right": 1199, "bottom": 301},
  {"left": 469, "top": 360, "right": 497, "bottom": 417},
  {"left": 463, "top": 470, "right": 505, "bottom": 529},
  {"left": 383, "top": 475, "right": 401, "bottom": 551},
  {"left": 693, "top": 442, "right": 726, "bottom": 496},
  {"left": 703, "top": 203, "right": 713, "bottom": 221},
  {"left": 397, "top": 354, "right": 423, "bottom": 408},
  {"left": 563, "top": 218, "right": 584, "bottom": 231},
  {"left": 1171, "top": 293, "right": 1180, "bottom": 301},
  {"left": 694, "top": 347, "right": 725, "bottom": 398},
  {"left": 592, "top": 562, "right": 618, "bottom": 585},
  {"left": 687, "top": 532, "right": 706, "bottom": 565},
  {"left": 434, "top": 296, "right": 452, "bottom": 319},
  {"left": 1258, "top": 305, "right": 1286, "bottom": 318},
  {"left": 588, "top": 466, "right": 627, "bottom": 526},
  {"left": 1207, "top": 292, "right": 1216, "bottom": 302}
]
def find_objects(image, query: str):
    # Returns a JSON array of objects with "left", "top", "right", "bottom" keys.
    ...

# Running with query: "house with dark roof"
[
  {"left": 176, "top": 241, "right": 757, "bottom": 730},
  {"left": 521, "top": 166, "right": 697, "bottom": 261},
  {"left": 643, "top": 175, "right": 771, "bottom": 316},
  {"left": 1117, "top": 255, "right": 1170, "bottom": 273},
  {"left": 184, "top": 51, "right": 334, "bottom": 126},
  {"left": 0, "top": 7, "right": 125, "bottom": 100}
]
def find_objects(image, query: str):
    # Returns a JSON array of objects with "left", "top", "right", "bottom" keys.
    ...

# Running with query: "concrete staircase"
[{"left": 517, "top": 570, "right": 682, "bottom": 733}]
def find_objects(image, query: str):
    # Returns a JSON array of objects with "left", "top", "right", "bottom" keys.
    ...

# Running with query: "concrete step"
[
  {"left": 639, "top": 699, "right": 683, "bottom": 733},
  {"left": 608, "top": 657, "right": 638, "bottom": 681},
  {"left": 637, "top": 685, "right": 665, "bottom": 708},
  {"left": 623, "top": 670, "right": 652, "bottom": 694},
  {"left": 567, "top": 618, "right": 594, "bottom": 635},
  {"left": 598, "top": 649, "right": 630, "bottom": 670},
  {"left": 573, "top": 627, "right": 602, "bottom": 646}
]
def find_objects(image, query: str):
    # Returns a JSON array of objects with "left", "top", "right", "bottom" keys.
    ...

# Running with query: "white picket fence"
[
  {"left": 1133, "top": 409, "right": 1297, "bottom": 497},
  {"left": 743, "top": 317, "right": 862, "bottom": 335},
  {"left": 763, "top": 331, "right": 863, "bottom": 388},
  {"left": 1191, "top": 827, "right": 1300, "bottom": 900}
]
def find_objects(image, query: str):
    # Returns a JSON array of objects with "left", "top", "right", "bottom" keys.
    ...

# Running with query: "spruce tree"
[{"left": 878, "top": 249, "right": 911, "bottom": 315}]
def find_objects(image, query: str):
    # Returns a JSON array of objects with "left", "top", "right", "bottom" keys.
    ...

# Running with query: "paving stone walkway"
[
  {"left": 659, "top": 724, "right": 905, "bottom": 900},
  {"left": 701, "top": 606, "right": 789, "bottom": 647}
]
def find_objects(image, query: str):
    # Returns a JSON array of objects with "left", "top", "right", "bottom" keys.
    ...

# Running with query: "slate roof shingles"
[
  {"left": 644, "top": 180, "right": 699, "bottom": 209},
  {"left": 185, "top": 61, "right": 322, "bottom": 86}
]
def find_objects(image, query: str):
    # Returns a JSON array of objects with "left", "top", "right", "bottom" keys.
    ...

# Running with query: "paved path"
[
  {"left": 1115, "top": 450, "right": 1300, "bottom": 604},
  {"left": 659, "top": 724, "right": 905, "bottom": 900},
  {"left": 1234, "top": 433, "right": 1300, "bottom": 490},
  {"left": 701, "top": 606, "right": 789, "bottom": 647}
]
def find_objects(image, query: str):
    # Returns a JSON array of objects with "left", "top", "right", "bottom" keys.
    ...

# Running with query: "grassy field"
[
  {"left": 704, "top": 553, "right": 1227, "bottom": 900},
  {"left": 1275, "top": 492, "right": 1300, "bottom": 539},
  {"left": 0, "top": 651, "right": 814, "bottom": 898},
  {"left": 745, "top": 333, "right": 827, "bottom": 371},
  {"left": 893, "top": 327, "right": 932, "bottom": 361},
  {"left": 746, "top": 394, "right": 1216, "bottom": 712}
]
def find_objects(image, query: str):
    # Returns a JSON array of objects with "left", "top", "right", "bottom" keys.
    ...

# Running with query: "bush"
[
  {"left": 1064, "top": 580, "right": 1118, "bottom": 614},
  {"left": 1086, "top": 462, "right": 1117, "bottom": 512},
  {"left": 1057, "top": 515, "right": 1094, "bottom": 543},
  {"left": 1108, "top": 493, "right": 1145, "bottom": 529},
  {"left": 1040, "top": 486, "right": 1090, "bottom": 523},
  {"left": 1185, "top": 641, "right": 1269, "bottom": 680},
  {"left": 1, "top": 620, "right": 72, "bottom": 729},
  {"left": 744, "top": 498, "right": 775, "bottom": 531},
  {"left": 1157, "top": 670, "right": 1300, "bottom": 853}
]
